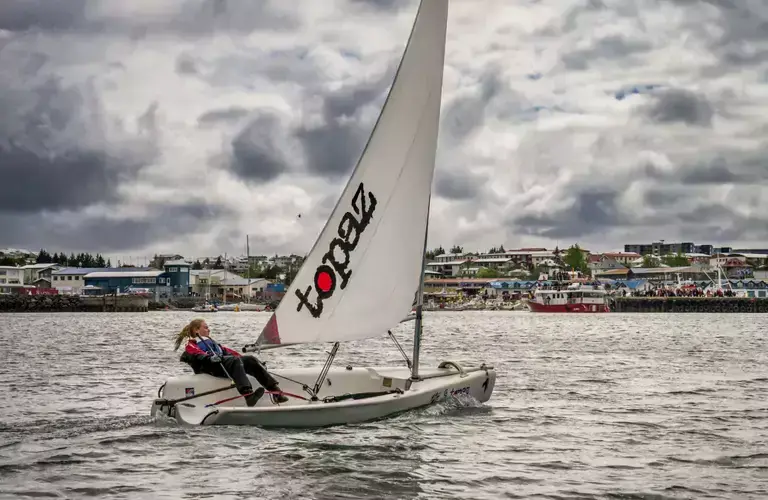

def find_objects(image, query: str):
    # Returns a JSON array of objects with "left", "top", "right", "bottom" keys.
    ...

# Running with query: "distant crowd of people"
[{"left": 621, "top": 287, "right": 736, "bottom": 298}]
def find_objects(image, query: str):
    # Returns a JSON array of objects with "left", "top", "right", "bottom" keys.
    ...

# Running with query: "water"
[{"left": 0, "top": 311, "right": 766, "bottom": 499}]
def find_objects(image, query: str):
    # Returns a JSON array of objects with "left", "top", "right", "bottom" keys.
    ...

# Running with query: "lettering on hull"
[
  {"left": 430, "top": 386, "right": 471, "bottom": 404},
  {"left": 451, "top": 386, "right": 470, "bottom": 397}
]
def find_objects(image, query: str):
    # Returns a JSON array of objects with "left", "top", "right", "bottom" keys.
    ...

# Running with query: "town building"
[
  {"left": 601, "top": 252, "right": 641, "bottom": 265},
  {"left": 83, "top": 270, "right": 171, "bottom": 295},
  {"left": 21, "top": 263, "right": 58, "bottom": 284},
  {"left": 726, "top": 253, "right": 768, "bottom": 268},
  {"left": 162, "top": 259, "right": 191, "bottom": 296},
  {"left": 425, "top": 248, "right": 563, "bottom": 278},
  {"left": 53, "top": 267, "right": 104, "bottom": 294},
  {"left": 425, "top": 257, "right": 469, "bottom": 277},
  {"left": 52, "top": 267, "right": 148, "bottom": 295},
  {"left": 684, "top": 253, "right": 711, "bottom": 265},
  {"left": 249, "top": 255, "right": 269, "bottom": 267},
  {"left": 588, "top": 255, "right": 627, "bottom": 277},
  {"left": 503, "top": 248, "right": 547, "bottom": 268},
  {"left": 0, "top": 266, "right": 29, "bottom": 294},
  {"left": 0, "top": 266, "right": 24, "bottom": 286},
  {"left": 262, "top": 283, "right": 286, "bottom": 301},
  {"left": 151, "top": 254, "right": 185, "bottom": 268},
  {"left": 623, "top": 241, "right": 732, "bottom": 256},
  {"left": 190, "top": 269, "right": 270, "bottom": 300},
  {"left": 624, "top": 242, "right": 694, "bottom": 256}
]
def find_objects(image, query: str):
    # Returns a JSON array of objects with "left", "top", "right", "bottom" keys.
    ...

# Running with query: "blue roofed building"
[
  {"left": 162, "top": 259, "right": 191, "bottom": 296},
  {"left": 83, "top": 269, "right": 171, "bottom": 296},
  {"left": 53, "top": 267, "right": 147, "bottom": 295},
  {"left": 263, "top": 282, "right": 286, "bottom": 301}
]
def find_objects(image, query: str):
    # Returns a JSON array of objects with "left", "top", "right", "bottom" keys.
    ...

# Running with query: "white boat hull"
[
  {"left": 235, "top": 303, "right": 267, "bottom": 312},
  {"left": 151, "top": 362, "right": 495, "bottom": 428},
  {"left": 191, "top": 306, "right": 218, "bottom": 312},
  {"left": 217, "top": 303, "right": 267, "bottom": 312}
]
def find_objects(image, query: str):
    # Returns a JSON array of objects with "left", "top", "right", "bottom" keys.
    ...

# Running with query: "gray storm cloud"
[{"left": 0, "top": 0, "right": 767, "bottom": 258}]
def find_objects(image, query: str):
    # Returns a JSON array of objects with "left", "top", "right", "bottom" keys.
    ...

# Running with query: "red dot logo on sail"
[{"left": 315, "top": 269, "right": 334, "bottom": 294}]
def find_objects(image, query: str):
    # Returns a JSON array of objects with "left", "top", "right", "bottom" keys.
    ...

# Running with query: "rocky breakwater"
[{"left": 0, "top": 294, "right": 149, "bottom": 313}]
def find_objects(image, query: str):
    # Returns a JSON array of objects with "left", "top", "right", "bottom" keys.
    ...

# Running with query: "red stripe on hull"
[{"left": 527, "top": 301, "right": 610, "bottom": 313}]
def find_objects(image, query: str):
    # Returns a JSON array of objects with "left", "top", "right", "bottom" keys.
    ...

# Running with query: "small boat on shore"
[
  {"left": 191, "top": 302, "right": 218, "bottom": 313},
  {"left": 218, "top": 302, "right": 268, "bottom": 312}
]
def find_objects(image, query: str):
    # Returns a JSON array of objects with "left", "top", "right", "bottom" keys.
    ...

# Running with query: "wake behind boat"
[{"left": 151, "top": 0, "right": 496, "bottom": 428}]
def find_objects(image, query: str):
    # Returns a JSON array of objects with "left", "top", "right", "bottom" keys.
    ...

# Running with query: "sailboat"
[{"left": 151, "top": 0, "right": 496, "bottom": 428}]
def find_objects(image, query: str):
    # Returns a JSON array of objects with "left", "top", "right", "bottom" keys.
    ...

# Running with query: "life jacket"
[
  {"left": 196, "top": 337, "right": 223, "bottom": 356},
  {"left": 184, "top": 337, "right": 240, "bottom": 357}
]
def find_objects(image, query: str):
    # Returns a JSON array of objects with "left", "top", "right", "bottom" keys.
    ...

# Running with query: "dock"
[{"left": 612, "top": 297, "right": 768, "bottom": 313}]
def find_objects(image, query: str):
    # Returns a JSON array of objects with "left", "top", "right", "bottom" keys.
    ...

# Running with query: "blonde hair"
[{"left": 174, "top": 318, "right": 205, "bottom": 351}]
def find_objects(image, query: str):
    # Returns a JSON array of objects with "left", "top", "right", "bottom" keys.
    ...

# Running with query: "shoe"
[
  {"left": 244, "top": 387, "right": 265, "bottom": 407},
  {"left": 271, "top": 392, "right": 289, "bottom": 404}
]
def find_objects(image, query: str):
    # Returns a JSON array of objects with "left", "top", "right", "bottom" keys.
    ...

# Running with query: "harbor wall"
[
  {"left": 0, "top": 294, "right": 149, "bottom": 312},
  {"left": 612, "top": 297, "right": 768, "bottom": 313}
]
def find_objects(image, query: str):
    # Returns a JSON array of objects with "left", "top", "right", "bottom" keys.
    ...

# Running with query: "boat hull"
[
  {"left": 151, "top": 363, "right": 495, "bottom": 428},
  {"left": 218, "top": 303, "right": 267, "bottom": 312},
  {"left": 526, "top": 301, "right": 610, "bottom": 313}
]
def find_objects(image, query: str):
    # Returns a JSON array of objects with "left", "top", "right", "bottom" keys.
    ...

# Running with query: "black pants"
[{"left": 205, "top": 355, "right": 279, "bottom": 395}]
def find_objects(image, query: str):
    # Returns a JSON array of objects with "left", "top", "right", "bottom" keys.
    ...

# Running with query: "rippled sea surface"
[{"left": 1, "top": 311, "right": 766, "bottom": 499}]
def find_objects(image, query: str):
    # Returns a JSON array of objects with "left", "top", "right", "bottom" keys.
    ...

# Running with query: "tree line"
[
  {"left": 35, "top": 249, "right": 112, "bottom": 267},
  {"left": 0, "top": 249, "right": 112, "bottom": 267},
  {"left": 425, "top": 244, "right": 512, "bottom": 261}
]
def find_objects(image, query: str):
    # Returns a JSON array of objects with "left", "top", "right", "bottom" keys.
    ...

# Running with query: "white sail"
[{"left": 258, "top": 0, "right": 448, "bottom": 345}]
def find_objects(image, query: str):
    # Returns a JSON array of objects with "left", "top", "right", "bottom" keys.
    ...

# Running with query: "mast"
[
  {"left": 411, "top": 195, "right": 431, "bottom": 380},
  {"left": 246, "top": 235, "right": 250, "bottom": 303},
  {"left": 716, "top": 261, "right": 723, "bottom": 291}
]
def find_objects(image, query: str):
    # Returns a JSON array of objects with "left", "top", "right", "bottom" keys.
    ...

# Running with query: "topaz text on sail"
[{"left": 295, "top": 182, "right": 377, "bottom": 318}]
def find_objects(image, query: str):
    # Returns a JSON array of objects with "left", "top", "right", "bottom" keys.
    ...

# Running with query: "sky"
[{"left": 1, "top": 0, "right": 767, "bottom": 264}]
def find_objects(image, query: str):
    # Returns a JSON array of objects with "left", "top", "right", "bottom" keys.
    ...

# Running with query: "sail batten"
[{"left": 257, "top": 0, "right": 448, "bottom": 346}]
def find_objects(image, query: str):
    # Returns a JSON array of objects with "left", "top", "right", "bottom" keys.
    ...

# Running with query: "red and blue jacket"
[{"left": 185, "top": 337, "right": 241, "bottom": 358}]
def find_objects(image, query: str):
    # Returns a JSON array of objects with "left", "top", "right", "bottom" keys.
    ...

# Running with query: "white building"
[
  {"left": 425, "top": 259, "right": 468, "bottom": 277},
  {"left": 432, "top": 252, "right": 466, "bottom": 263},
  {"left": 601, "top": 252, "right": 641, "bottom": 265},
  {"left": 0, "top": 266, "right": 24, "bottom": 285},
  {"left": 529, "top": 251, "right": 557, "bottom": 267},
  {"left": 190, "top": 269, "right": 271, "bottom": 299},
  {"left": 52, "top": 267, "right": 103, "bottom": 295},
  {"left": 473, "top": 256, "right": 512, "bottom": 270}
]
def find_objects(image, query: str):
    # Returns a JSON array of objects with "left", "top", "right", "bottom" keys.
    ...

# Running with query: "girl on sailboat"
[{"left": 174, "top": 319, "right": 289, "bottom": 405}]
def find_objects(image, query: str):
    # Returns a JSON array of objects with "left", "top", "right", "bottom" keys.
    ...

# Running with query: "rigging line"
[
  {"left": 388, "top": 330, "right": 412, "bottom": 369},
  {"left": 311, "top": 342, "right": 340, "bottom": 400},
  {"left": 268, "top": 371, "right": 315, "bottom": 398}
]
